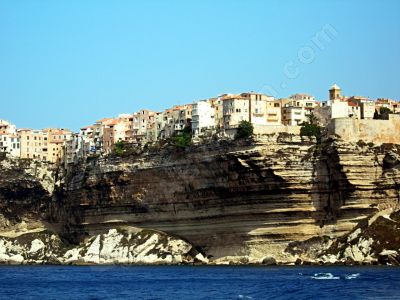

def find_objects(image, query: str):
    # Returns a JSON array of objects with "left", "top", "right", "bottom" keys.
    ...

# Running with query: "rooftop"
[{"left": 330, "top": 83, "right": 341, "bottom": 90}]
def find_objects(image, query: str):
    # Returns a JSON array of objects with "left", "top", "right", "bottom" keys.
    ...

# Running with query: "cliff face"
[
  {"left": 1, "top": 133, "right": 398, "bottom": 264},
  {"left": 0, "top": 157, "right": 57, "bottom": 237},
  {"left": 57, "top": 134, "right": 400, "bottom": 262}
]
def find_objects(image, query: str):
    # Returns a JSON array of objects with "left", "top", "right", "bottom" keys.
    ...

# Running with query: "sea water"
[{"left": 0, "top": 266, "right": 399, "bottom": 299}]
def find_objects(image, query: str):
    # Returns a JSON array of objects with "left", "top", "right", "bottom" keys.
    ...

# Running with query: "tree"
[
  {"left": 380, "top": 107, "right": 392, "bottom": 115},
  {"left": 300, "top": 112, "right": 321, "bottom": 140},
  {"left": 374, "top": 107, "right": 392, "bottom": 120},
  {"left": 235, "top": 120, "right": 254, "bottom": 140},
  {"left": 173, "top": 125, "right": 192, "bottom": 148},
  {"left": 114, "top": 141, "right": 125, "bottom": 156}
]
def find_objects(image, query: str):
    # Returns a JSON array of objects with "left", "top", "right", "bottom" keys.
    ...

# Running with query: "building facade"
[{"left": 192, "top": 100, "right": 215, "bottom": 136}]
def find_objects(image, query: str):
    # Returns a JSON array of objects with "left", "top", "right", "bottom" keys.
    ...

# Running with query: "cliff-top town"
[{"left": 1, "top": 84, "right": 399, "bottom": 165}]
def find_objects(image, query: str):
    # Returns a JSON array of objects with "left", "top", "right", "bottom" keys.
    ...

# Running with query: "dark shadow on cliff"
[{"left": 311, "top": 137, "right": 356, "bottom": 227}]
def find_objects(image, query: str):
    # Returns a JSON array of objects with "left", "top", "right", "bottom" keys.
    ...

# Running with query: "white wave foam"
[
  {"left": 345, "top": 273, "right": 360, "bottom": 280},
  {"left": 238, "top": 295, "right": 253, "bottom": 299},
  {"left": 311, "top": 273, "right": 340, "bottom": 280}
]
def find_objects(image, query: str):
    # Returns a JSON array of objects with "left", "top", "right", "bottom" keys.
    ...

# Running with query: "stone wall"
[
  {"left": 225, "top": 125, "right": 300, "bottom": 138},
  {"left": 327, "top": 114, "right": 400, "bottom": 144}
]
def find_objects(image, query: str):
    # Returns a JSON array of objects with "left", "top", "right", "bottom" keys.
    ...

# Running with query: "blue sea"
[{"left": 0, "top": 266, "right": 399, "bottom": 299}]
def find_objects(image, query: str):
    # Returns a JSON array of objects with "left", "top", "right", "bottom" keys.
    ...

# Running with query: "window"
[{"left": 274, "top": 103, "right": 280, "bottom": 107}]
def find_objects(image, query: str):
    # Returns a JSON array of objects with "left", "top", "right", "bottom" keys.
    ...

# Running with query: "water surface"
[{"left": 0, "top": 266, "right": 399, "bottom": 299}]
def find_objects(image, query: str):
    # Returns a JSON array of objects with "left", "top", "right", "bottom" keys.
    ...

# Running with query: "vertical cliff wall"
[
  {"left": 0, "top": 157, "right": 57, "bottom": 237},
  {"left": 57, "top": 134, "right": 400, "bottom": 261}
]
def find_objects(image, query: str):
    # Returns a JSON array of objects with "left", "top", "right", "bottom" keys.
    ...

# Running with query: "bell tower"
[{"left": 329, "top": 84, "right": 342, "bottom": 100}]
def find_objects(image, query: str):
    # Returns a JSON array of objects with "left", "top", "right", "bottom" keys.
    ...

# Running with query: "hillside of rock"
[
  {"left": 55, "top": 134, "right": 400, "bottom": 263},
  {"left": 1, "top": 133, "right": 399, "bottom": 265}
]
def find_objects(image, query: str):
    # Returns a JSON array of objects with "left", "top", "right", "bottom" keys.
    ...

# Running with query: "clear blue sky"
[{"left": 1, "top": 0, "right": 399, "bottom": 131}]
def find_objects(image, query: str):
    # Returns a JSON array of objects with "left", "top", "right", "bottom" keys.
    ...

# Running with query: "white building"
[
  {"left": 281, "top": 106, "right": 309, "bottom": 126},
  {"left": 0, "top": 134, "right": 21, "bottom": 157},
  {"left": 222, "top": 93, "right": 274, "bottom": 129},
  {"left": 281, "top": 94, "right": 316, "bottom": 126},
  {"left": 64, "top": 134, "right": 85, "bottom": 165},
  {"left": 0, "top": 120, "right": 17, "bottom": 135},
  {"left": 330, "top": 100, "right": 349, "bottom": 118},
  {"left": 192, "top": 100, "right": 215, "bottom": 135}
]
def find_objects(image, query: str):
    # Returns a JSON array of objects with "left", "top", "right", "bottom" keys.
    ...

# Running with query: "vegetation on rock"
[
  {"left": 114, "top": 141, "right": 125, "bottom": 156},
  {"left": 300, "top": 112, "right": 321, "bottom": 140},
  {"left": 173, "top": 126, "right": 192, "bottom": 148},
  {"left": 235, "top": 120, "right": 254, "bottom": 140},
  {"left": 374, "top": 107, "right": 392, "bottom": 120}
]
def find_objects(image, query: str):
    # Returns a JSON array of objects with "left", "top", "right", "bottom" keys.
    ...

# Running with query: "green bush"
[
  {"left": 172, "top": 125, "right": 192, "bottom": 148},
  {"left": 114, "top": 141, "right": 125, "bottom": 156},
  {"left": 300, "top": 112, "right": 321, "bottom": 140},
  {"left": 174, "top": 133, "right": 192, "bottom": 148},
  {"left": 235, "top": 121, "right": 254, "bottom": 139},
  {"left": 300, "top": 123, "right": 321, "bottom": 138}
]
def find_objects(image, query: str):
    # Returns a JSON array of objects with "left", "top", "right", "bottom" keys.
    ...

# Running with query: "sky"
[{"left": 1, "top": 0, "right": 399, "bottom": 131}]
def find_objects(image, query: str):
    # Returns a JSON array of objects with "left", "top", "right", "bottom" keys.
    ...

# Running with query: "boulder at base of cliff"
[
  {"left": 63, "top": 227, "right": 199, "bottom": 265},
  {"left": 320, "top": 209, "right": 400, "bottom": 265},
  {"left": 261, "top": 256, "right": 277, "bottom": 266},
  {"left": 212, "top": 256, "right": 251, "bottom": 265},
  {"left": 0, "top": 231, "right": 65, "bottom": 264}
]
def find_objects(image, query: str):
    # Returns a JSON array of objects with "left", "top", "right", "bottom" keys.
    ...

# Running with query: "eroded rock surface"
[
  {"left": 320, "top": 209, "right": 400, "bottom": 265},
  {"left": 0, "top": 227, "right": 204, "bottom": 265},
  {"left": 57, "top": 134, "right": 400, "bottom": 263},
  {"left": 1, "top": 133, "right": 399, "bottom": 265}
]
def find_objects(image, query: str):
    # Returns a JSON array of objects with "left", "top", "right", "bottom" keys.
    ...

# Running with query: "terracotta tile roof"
[
  {"left": 105, "top": 119, "right": 118, "bottom": 126},
  {"left": 81, "top": 126, "right": 94, "bottom": 130},
  {"left": 96, "top": 118, "right": 113, "bottom": 124},
  {"left": 347, "top": 101, "right": 359, "bottom": 107}
]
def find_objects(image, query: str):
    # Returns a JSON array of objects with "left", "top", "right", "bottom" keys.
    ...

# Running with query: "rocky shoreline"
[{"left": 1, "top": 207, "right": 399, "bottom": 266}]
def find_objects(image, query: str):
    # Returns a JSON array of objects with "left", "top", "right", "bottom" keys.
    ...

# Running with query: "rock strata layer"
[{"left": 1, "top": 134, "right": 399, "bottom": 264}]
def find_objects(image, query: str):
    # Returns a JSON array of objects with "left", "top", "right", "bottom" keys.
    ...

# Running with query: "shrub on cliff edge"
[
  {"left": 374, "top": 107, "right": 392, "bottom": 120},
  {"left": 114, "top": 141, "right": 125, "bottom": 156},
  {"left": 300, "top": 112, "right": 321, "bottom": 140},
  {"left": 235, "top": 121, "right": 254, "bottom": 140},
  {"left": 173, "top": 125, "right": 192, "bottom": 148}
]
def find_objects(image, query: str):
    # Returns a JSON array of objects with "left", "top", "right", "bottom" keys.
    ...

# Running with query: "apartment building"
[
  {"left": 222, "top": 92, "right": 278, "bottom": 128},
  {"left": 209, "top": 97, "right": 224, "bottom": 130},
  {"left": 114, "top": 114, "right": 134, "bottom": 143},
  {"left": 19, "top": 129, "right": 48, "bottom": 160},
  {"left": 0, "top": 134, "right": 20, "bottom": 157},
  {"left": 64, "top": 133, "right": 85, "bottom": 165},
  {"left": 192, "top": 100, "right": 215, "bottom": 135},
  {"left": 265, "top": 99, "right": 282, "bottom": 125},
  {"left": 0, "top": 120, "right": 20, "bottom": 157},
  {"left": 281, "top": 93, "right": 317, "bottom": 125},
  {"left": 172, "top": 105, "right": 192, "bottom": 134},
  {"left": 348, "top": 96, "right": 375, "bottom": 119},
  {"left": 132, "top": 109, "right": 156, "bottom": 142},
  {"left": 0, "top": 120, "right": 17, "bottom": 135}
]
